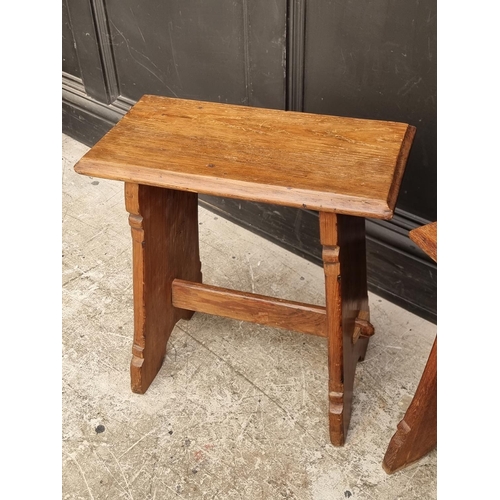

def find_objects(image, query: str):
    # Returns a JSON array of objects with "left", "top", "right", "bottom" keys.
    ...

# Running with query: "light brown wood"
[
  {"left": 125, "top": 183, "right": 202, "bottom": 394},
  {"left": 354, "top": 316, "right": 375, "bottom": 340},
  {"left": 172, "top": 279, "right": 327, "bottom": 337},
  {"left": 74, "top": 96, "right": 416, "bottom": 448},
  {"left": 320, "top": 212, "right": 371, "bottom": 446},
  {"left": 409, "top": 221, "right": 437, "bottom": 262},
  {"left": 383, "top": 220, "right": 437, "bottom": 473},
  {"left": 351, "top": 310, "right": 375, "bottom": 346},
  {"left": 74, "top": 95, "right": 415, "bottom": 219}
]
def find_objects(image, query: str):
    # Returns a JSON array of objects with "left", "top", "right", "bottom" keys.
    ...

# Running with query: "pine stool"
[{"left": 74, "top": 95, "right": 415, "bottom": 446}]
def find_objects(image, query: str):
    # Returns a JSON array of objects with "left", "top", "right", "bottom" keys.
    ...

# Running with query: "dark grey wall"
[
  {"left": 105, "top": 0, "right": 286, "bottom": 107},
  {"left": 62, "top": 1, "right": 81, "bottom": 77},
  {"left": 304, "top": 0, "right": 436, "bottom": 221},
  {"left": 62, "top": 0, "right": 437, "bottom": 322}
]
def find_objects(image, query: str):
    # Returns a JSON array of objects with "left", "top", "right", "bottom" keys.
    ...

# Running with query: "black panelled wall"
[{"left": 62, "top": 0, "right": 437, "bottom": 322}]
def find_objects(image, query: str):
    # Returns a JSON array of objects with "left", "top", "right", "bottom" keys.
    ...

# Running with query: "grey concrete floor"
[{"left": 62, "top": 133, "right": 437, "bottom": 499}]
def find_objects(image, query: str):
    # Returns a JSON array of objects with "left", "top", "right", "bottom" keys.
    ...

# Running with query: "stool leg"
[
  {"left": 320, "top": 212, "right": 371, "bottom": 446},
  {"left": 125, "top": 183, "right": 202, "bottom": 394},
  {"left": 383, "top": 338, "right": 437, "bottom": 473}
]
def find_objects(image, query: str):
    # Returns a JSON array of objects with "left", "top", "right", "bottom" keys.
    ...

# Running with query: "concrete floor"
[{"left": 62, "top": 133, "right": 437, "bottom": 499}]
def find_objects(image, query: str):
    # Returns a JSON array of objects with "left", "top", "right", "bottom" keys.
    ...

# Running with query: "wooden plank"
[
  {"left": 171, "top": 279, "right": 327, "bottom": 337},
  {"left": 125, "top": 185, "right": 202, "bottom": 394},
  {"left": 409, "top": 221, "right": 437, "bottom": 262},
  {"left": 320, "top": 212, "right": 371, "bottom": 446},
  {"left": 74, "top": 95, "right": 415, "bottom": 219}
]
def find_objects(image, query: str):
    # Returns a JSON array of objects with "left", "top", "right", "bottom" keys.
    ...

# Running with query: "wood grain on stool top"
[{"left": 74, "top": 95, "right": 415, "bottom": 219}]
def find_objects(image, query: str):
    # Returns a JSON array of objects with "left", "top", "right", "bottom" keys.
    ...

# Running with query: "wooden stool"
[
  {"left": 74, "top": 95, "right": 415, "bottom": 446},
  {"left": 383, "top": 221, "right": 437, "bottom": 472}
]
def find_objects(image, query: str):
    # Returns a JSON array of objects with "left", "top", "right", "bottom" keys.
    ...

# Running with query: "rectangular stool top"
[{"left": 75, "top": 95, "right": 415, "bottom": 219}]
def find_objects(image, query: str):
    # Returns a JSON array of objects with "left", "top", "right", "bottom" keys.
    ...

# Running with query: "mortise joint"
[
  {"left": 352, "top": 311, "right": 374, "bottom": 343},
  {"left": 355, "top": 318, "right": 375, "bottom": 338}
]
